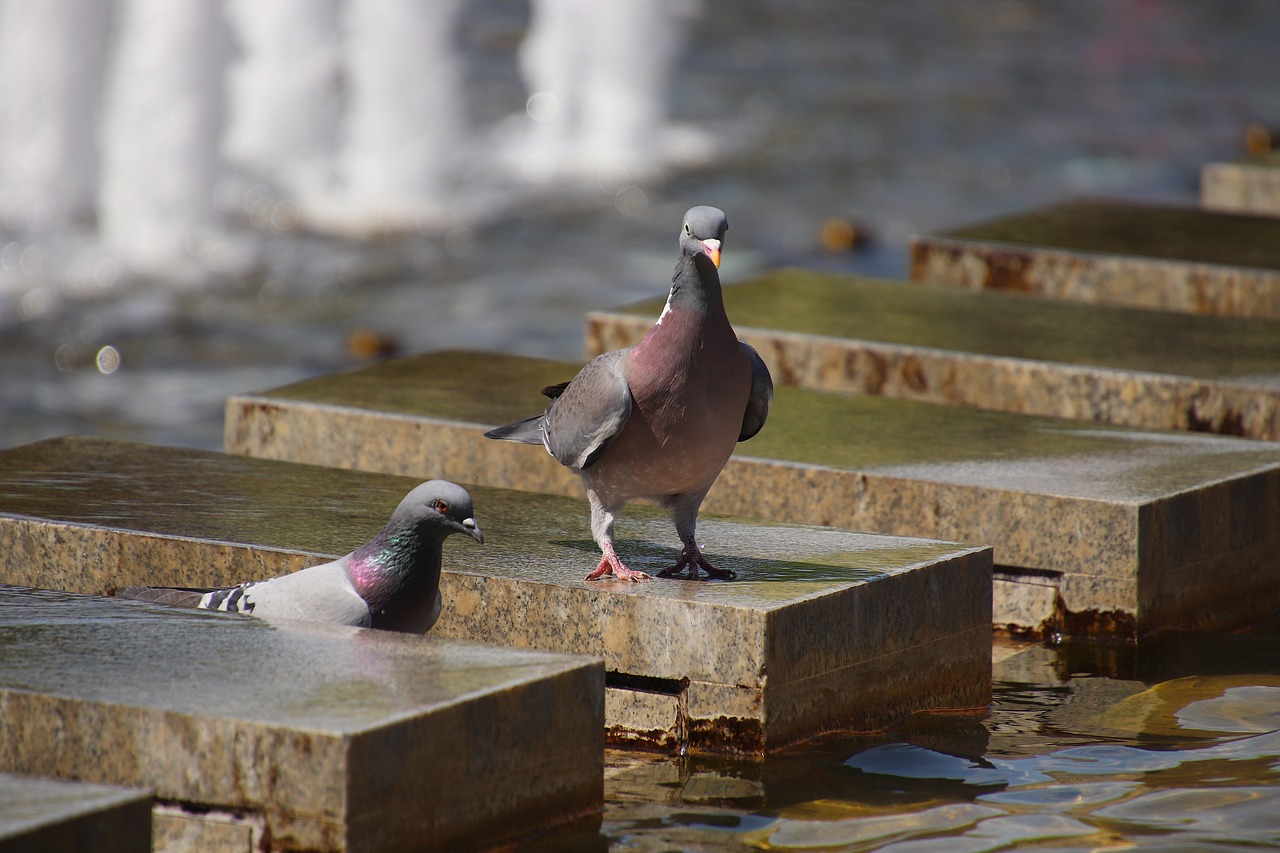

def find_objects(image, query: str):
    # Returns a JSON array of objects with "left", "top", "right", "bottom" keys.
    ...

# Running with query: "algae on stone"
[
  {"left": 941, "top": 200, "right": 1280, "bottom": 271},
  {"left": 611, "top": 270, "right": 1280, "bottom": 382}
]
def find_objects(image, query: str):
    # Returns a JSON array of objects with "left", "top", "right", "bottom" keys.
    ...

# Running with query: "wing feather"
[
  {"left": 738, "top": 342, "right": 773, "bottom": 442},
  {"left": 543, "top": 349, "right": 633, "bottom": 470}
]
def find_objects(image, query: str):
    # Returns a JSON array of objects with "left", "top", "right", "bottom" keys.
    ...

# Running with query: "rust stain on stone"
[
  {"left": 979, "top": 248, "right": 1033, "bottom": 293},
  {"left": 605, "top": 727, "right": 678, "bottom": 753},
  {"left": 907, "top": 241, "right": 932, "bottom": 281},
  {"left": 686, "top": 716, "right": 765, "bottom": 755},
  {"left": 902, "top": 356, "right": 928, "bottom": 392},
  {"left": 856, "top": 350, "right": 888, "bottom": 394},
  {"left": 1006, "top": 593, "right": 1139, "bottom": 643},
  {"left": 1186, "top": 403, "right": 1247, "bottom": 437},
  {"left": 229, "top": 400, "right": 281, "bottom": 451}
]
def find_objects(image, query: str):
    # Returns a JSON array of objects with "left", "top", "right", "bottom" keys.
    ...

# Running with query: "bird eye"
[
  {"left": 433, "top": 500, "right": 449, "bottom": 513},
  {"left": 683, "top": 222, "right": 691, "bottom": 235}
]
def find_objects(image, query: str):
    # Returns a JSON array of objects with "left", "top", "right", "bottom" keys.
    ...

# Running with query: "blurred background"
[{"left": 1, "top": 0, "right": 1278, "bottom": 451}]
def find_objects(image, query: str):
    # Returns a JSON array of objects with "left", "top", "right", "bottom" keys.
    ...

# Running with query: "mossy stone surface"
[
  {"left": 607, "top": 271, "right": 1280, "bottom": 383},
  {"left": 241, "top": 351, "right": 1280, "bottom": 504},
  {"left": 0, "top": 436, "right": 966, "bottom": 608},
  {"left": 940, "top": 199, "right": 1280, "bottom": 271}
]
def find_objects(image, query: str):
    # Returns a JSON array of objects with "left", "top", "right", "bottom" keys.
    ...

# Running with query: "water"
[
  {"left": 527, "top": 633, "right": 1280, "bottom": 851},
  {"left": 2, "top": 3, "right": 1280, "bottom": 849},
  {"left": 3, "top": 0, "right": 1279, "bottom": 450}
]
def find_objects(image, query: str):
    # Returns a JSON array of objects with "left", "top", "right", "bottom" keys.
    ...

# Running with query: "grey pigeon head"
[
  {"left": 680, "top": 206, "right": 728, "bottom": 267},
  {"left": 391, "top": 480, "right": 483, "bottom": 544}
]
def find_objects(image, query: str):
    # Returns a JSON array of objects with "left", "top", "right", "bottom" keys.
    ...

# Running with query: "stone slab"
[
  {"left": 1202, "top": 155, "right": 1280, "bottom": 218},
  {"left": 224, "top": 350, "right": 1280, "bottom": 641},
  {"left": 0, "top": 773, "right": 151, "bottom": 853},
  {"left": 0, "top": 583, "right": 603, "bottom": 853},
  {"left": 0, "top": 436, "right": 991, "bottom": 753},
  {"left": 587, "top": 270, "right": 1280, "bottom": 440},
  {"left": 908, "top": 199, "right": 1280, "bottom": 318}
]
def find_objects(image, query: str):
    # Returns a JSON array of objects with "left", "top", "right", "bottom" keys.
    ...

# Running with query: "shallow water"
[{"left": 528, "top": 634, "right": 1280, "bottom": 851}]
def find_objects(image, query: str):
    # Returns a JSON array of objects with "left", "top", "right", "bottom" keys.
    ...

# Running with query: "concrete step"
[
  {"left": 223, "top": 350, "right": 1280, "bottom": 641},
  {"left": 908, "top": 199, "right": 1280, "bottom": 318},
  {"left": 0, "top": 436, "right": 991, "bottom": 755},
  {"left": 0, "top": 582, "right": 602, "bottom": 853},
  {"left": 586, "top": 270, "right": 1280, "bottom": 441},
  {"left": 0, "top": 774, "right": 151, "bottom": 853},
  {"left": 1203, "top": 154, "right": 1280, "bottom": 218}
]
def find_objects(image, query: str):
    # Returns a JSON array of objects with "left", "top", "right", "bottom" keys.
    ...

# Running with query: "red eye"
[{"left": 433, "top": 500, "right": 449, "bottom": 513}]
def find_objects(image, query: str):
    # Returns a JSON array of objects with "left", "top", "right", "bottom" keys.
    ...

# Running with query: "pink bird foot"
[
  {"left": 657, "top": 543, "right": 736, "bottom": 581},
  {"left": 584, "top": 550, "right": 651, "bottom": 582}
]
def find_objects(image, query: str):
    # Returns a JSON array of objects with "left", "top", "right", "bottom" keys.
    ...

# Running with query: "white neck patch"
[{"left": 654, "top": 288, "right": 676, "bottom": 326}]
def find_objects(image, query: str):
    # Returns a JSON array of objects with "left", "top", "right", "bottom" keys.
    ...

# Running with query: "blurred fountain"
[
  {"left": 0, "top": 0, "right": 113, "bottom": 231},
  {"left": 320, "top": 0, "right": 466, "bottom": 232},
  {"left": 97, "top": 0, "right": 233, "bottom": 277},
  {"left": 0, "top": 0, "right": 703, "bottom": 296},
  {"left": 223, "top": 0, "right": 342, "bottom": 207},
  {"left": 516, "top": 0, "right": 709, "bottom": 184}
]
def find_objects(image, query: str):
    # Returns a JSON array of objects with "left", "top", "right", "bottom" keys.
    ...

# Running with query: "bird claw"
[
  {"left": 584, "top": 554, "right": 651, "bottom": 582},
  {"left": 657, "top": 549, "right": 736, "bottom": 581}
]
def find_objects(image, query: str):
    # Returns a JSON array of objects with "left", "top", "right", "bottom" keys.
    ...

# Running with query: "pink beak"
[{"left": 702, "top": 239, "right": 722, "bottom": 268}]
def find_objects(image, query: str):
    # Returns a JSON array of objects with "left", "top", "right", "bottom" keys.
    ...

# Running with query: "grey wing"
[
  {"left": 738, "top": 342, "right": 773, "bottom": 442},
  {"left": 242, "top": 560, "right": 372, "bottom": 628},
  {"left": 543, "top": 349, "right": 633, "bottom": 470}
]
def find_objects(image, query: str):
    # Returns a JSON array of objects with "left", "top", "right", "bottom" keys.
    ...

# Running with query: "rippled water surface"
[{"left": 528, "top": 634, "right": 1280, "bottom": 851}]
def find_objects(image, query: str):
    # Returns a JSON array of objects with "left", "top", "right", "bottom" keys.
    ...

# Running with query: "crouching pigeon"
[
  {"left": 116, "top": 480, "right": 483, "bottom": 632},
  {"left": 486, "top": 205, "right": 772, "bottom": 582}
]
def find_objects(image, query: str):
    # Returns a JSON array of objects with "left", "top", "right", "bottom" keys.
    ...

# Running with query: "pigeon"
[
  {"left": 116, "top": 480, "right": 483, "bottom": 633},
  {"left": 486, "top": 205, "right": 772, "bottom": 582}
]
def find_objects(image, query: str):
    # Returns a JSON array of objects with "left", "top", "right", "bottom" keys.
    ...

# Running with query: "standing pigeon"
[
  {"left": 116, "top": 480, "right": 483, "bottom": 633},
  {"left": 486, "top": 206, "right": 772, "bottom": 581}
]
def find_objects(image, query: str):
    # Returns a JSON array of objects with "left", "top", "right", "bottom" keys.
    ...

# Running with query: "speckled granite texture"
[
  {"left": 909, "top": 200, "right": 1280, "bottom": 318},
  {"left": 0, "top": 584, "right": 603, "bottom": 853},
  {"left": 0, "top": 437, "right": 991, "bottom": 753},
  {"left": 223, "top": 351, "right": 1280, "bottom": 640},
  {"left": 1202, "top": 157, "right": 1280, "bottom": 218},
  {"left": 0, "top": 773, "right": 151, "bottom": 853},
  {"left": 586, "top": 271, "right": 1280, "bottom": 441}
]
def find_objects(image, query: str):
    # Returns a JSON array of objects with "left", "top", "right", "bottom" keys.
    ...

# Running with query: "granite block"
[
  {"left": 152, "top": 806, "right": 264, "bottom": 853},
  {"left": 586, "top": 270, "right": 1280, "bottom": 440},
  {"left": 605, "top": 689, "right": 682, "bottom": 751},
  {"left": 908, "top": 199, "right": 1280, "bottom": 318},
  {"left": 0, "top": 584, "right": 603, "bottom": 853},
  {"left": 0, "top": 436, "right": 991, "bottom": 753},
  {"left": 1202, "top": 156, "right": 1280, "bottom": 218},
  {"left": 0, "top": 773, "right": 151, "bottom": 853},
  {"left": 992, "top": 571, "right": 1058, "bottom": 638},
  {"left": 222, "top": 350, "right": 1280, "bottom": 640}
]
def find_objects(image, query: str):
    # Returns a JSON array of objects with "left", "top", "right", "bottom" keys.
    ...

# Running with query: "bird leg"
[
  {"left": 584, "top": 497, "right": 650, "bottom": 581},
  {"left": 657, "top": 493, "right": 735, "bottom": 580},
  {"left": 658, "top": 536, "right": 736, "bottom": 581},
  {"left": 584, "top": 545, "right": 651, "bottom": 582}
]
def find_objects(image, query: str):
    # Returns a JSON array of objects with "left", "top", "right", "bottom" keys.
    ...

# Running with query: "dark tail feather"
[
  {"left": 541, "top": 381, "right": 571, "bottom": 399},
  {"left": 484, "top": 414, "right": 546, "bottom": 445},
  {"left": 115, "top": 586, "right": 213, "bottom": 608}
]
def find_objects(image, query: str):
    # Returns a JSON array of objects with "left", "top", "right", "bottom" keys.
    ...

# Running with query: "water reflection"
[{"left": 528, "top": 636, "right": 1280, "bottom": 851}]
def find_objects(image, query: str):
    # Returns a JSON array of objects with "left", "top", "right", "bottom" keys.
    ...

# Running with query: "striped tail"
[
  {"left": 115, "top": 586, "right": 213, "bottom": 608},
  {"left": 116, "top": 584, "right": 258, "bottom": 614}
]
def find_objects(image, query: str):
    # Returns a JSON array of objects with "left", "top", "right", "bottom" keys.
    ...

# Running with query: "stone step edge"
[
  {"left": 908, "top": 232, "right": 1280, "bottom": 319},
  {"left": 583, "top": 310, "right": 1280, "bottom": 441}
]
